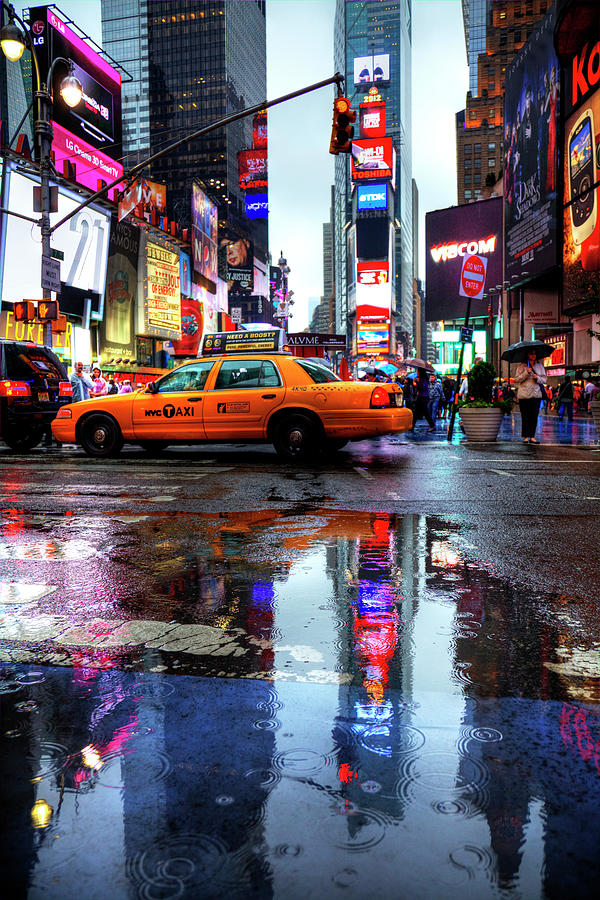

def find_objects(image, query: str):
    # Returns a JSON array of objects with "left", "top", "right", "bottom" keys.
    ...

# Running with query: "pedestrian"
[
  {"left": 441, "top": 376, "right": 455, "bottom": 418},
  {"left": 556, "top": 374, "right": 574, "bottom": 422},
  {"left": 428, "top": 374, "right": 444, "bottom": 422},
  {"left": 69, "top": 361, "right": 94, "bottom": 403},
  {"left": 514, "top": 349, "right": 547, "bottom": 442},
  {"left": 411, "top": 368, "right": 436, "bottom": 432},
  {"left": 107, "top": 378, "right": 119, "bottom": 395},
  {"left": 458, "top": 372, "right": 469, "bottom": 400},
  {"left": 119, "top": 379, "right": 133, "bottom": 394},
  {"left": 90, "top": 366, "right": 108, "bottom": 396}
]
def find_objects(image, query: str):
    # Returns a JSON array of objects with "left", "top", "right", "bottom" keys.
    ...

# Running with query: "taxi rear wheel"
[
  {"left": 80, "top": 414, "right": 124, "bottom": 458},
  {"left": 273, "top": 414, "right": 318, "bottom": 461}
]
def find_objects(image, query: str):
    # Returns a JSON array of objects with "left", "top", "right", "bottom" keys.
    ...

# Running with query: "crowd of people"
[{"left": 69, "top": 363, "right": 139, "bottom": 402}]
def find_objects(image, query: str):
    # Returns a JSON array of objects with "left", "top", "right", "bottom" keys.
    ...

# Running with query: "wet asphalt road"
[{"left": 1, "top": 434, "right": 600, "bottom": 899}]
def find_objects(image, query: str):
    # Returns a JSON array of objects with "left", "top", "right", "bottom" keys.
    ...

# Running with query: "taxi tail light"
[
  {"left": 56, "top": 406, "right": 72, "bottom": 418},
  {"left": 0, "top": 380, "right": 31, "bottom": 397},
  {"left": 370, "top": 387, "right": 391, "bottom": 408},
  {"left": 59, "top": 382, "right": 73, "bottom": 397}
]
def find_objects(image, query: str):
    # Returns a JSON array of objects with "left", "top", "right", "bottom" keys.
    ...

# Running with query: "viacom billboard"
[
  {"left": 425, "top": 197, "right": 503, "bottom": 321},
  {"left": 245, "top": 194, "right": 269, "bottom": 219},
  {"left": 357, "top": 183, "right": 388, "bottom": 211}
]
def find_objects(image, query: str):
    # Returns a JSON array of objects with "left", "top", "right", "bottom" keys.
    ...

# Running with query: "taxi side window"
[
  {"left": 157, "top": 362, "right": 214, "bottom": 393},
  {"left": 214, "top": 359, "right": 281, "bottom": 390}
]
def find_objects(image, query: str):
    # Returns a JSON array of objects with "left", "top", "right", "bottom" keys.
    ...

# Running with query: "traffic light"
[
  {"left": 51, "top": 314, "right": 68, "bottom": 334},
  {"left": 37, "top": 299, "right": 59, "bottom": 322},
  {"left": 14, "top": 301, "right": 36, "bottom": 322},
  {"left": 329, "top": 95, "right": 356, "bottom": 155}
]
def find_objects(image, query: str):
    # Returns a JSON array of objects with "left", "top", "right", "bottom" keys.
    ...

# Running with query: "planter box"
[
  {"left": 591, "top": 400, "right": 600, "bottom": 438},
  {"left": 458, "top": 407, "right": 504, "bottom": 442}
]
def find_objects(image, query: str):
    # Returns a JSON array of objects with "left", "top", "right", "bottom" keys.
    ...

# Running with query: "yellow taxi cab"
[{"left": 52, "top": 329, "right": 412, "bottom": 459}]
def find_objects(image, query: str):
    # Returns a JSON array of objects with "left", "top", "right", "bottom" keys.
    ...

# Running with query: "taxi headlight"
[{"left": 56, "top": 407, "right": 72, "bottom": 419}]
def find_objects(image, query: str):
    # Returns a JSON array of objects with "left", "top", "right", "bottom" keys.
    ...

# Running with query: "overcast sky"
[{"left": 15, "top": 0, "right": 468, "bottom": 330}]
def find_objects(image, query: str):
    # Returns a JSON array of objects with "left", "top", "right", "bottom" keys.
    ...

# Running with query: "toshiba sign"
[{"left": 425, "top": 197, "right": 503, "bottom": 322}]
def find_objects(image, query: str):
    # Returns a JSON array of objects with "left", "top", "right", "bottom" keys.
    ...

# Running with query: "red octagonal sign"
[{"left": 459, "top": 253, "right": 488, "bottom": 300}]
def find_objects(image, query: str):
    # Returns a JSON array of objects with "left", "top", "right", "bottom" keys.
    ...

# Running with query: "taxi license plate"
[{"left": 38, "top": 392, "right": 49, "bottom": 403}]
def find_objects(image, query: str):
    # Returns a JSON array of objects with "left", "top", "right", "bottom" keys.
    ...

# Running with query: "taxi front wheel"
[
  {"left": 273, "top": 414, "right": 318, "bottom": 462},
  {"left": 80, "top": 414, "right": 124, "bottom": 458}
]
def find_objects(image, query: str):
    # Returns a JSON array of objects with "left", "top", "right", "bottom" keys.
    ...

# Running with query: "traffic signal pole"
[{"left": 49, "top": 73, "right": 346, "bottom": 237}]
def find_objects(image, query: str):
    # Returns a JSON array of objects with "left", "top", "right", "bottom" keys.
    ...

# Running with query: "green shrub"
[{"left": 468, "top": 361, "right": 495, "bottom": 403}]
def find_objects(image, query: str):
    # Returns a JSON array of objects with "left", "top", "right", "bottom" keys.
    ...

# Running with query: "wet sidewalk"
[{"left": 402, "top": 411, "right": 599, "bottom": 445}]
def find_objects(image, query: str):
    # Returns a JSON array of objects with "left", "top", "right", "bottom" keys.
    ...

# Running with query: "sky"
[{"left": 14, "top": 0, "right": 468, "bottom": 330}]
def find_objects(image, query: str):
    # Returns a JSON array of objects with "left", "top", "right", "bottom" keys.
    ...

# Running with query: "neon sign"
[{"left": 430, "top": 235, "right": 497, "bottom": 263}]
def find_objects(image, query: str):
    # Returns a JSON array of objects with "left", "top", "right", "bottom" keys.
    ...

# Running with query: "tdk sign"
[
  {"left": 245, "top": 194, "right": 269, "bottom": 219},
  {"left": 357, "top": 183, "right": 387, "bottom": 210}
]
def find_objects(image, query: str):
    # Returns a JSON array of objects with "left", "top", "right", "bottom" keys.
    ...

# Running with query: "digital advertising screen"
[
  {"left": 252, "top": 112, "right": 268, "bottom": 148},
  {"left": 504, "top": 9, "right": 559, "bottom": 286},
  {"left": 353, "top": 54, "right": 390, "bottom": 86},
  {"left": 351, "top": 138, "right": 394, "bottom": 181},
  {"left": 192, "top": 183, "right": 218, "bottom": 283},
  {"left": 145, "top": 241, "right": 181, "bottom": 339},
  {"left": 238, "top": 149, "right": 268, "bottom": 190},
  {"left": 359, "top": 102, "right": 386, "bottom": 139},
  {"left": 219, "top": 238, "right": 254, "bottom": 294},
  {"left": 355, "top": 280, "right": 392, "bottom": 322},
  {"left": 357, "top": 183, "right": 388, "bottom": 211},
  {"left": 357, "top": 321, "right": 389, "bottom": 354},
  {"left": 245, "top": 194, "right": 269, "bottom": 219},
  {"left": 27, "top": 6, "right": 123, "bottom": 191},
  {"left": 99, "top": 216, "right": 139, "bottom": 363},
  {"left": 425, "top": 197, "right": 503, "bottom": 321}
]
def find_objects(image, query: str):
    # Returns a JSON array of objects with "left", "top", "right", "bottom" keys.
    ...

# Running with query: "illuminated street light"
[{"left": 0, "top": 16, "right": 24, "bottom": 61}]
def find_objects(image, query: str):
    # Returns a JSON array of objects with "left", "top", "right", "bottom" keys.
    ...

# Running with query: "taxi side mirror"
[{"left": 147, "top": 381, "right": 158, "bottom": 394}]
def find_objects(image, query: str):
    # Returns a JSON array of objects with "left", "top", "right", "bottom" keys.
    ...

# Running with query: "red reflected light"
[{"left": 0, "top": 380, "right": 31, "bottom": 397}]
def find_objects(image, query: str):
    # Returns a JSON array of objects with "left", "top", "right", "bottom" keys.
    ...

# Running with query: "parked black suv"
[{"left": 0, "top": 340, "right": 72, "bottom": 451}]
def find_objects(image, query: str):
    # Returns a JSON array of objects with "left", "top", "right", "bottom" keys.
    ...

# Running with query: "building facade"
[
  {"left": 101, "top": 0, "right": 267, "bottom": 257},
  {"left": 333, "top": 0, "right": 413, "bottom": 358},
  {"left": 456, "top": 0, "right": 552, "bottom": 204}
]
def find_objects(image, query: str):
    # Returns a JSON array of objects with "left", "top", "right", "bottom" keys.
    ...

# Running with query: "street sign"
[
  {"left": 230, "top": 307, "right": 242, "bottom": 324},
  {"left": 459, "top": 253, "right": 488, "bottom": 300},
  {"left": 459, "top": 325, "right": 473, "bottom": 343},
  {"left": 50, "top": 248, "right": 64, "bottom": 261},
  {"left": 41, "top": 256, "right": 61, "bottom": 293}
]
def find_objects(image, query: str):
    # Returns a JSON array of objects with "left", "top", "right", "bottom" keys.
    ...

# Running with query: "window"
[
  {"left": 488, "top": 158, "right": 496, "bottom": 167},
  {"left": 488, "top": 67, "right": 495, "bottom": 76},
  {"left": 464, "top": 158, "right": 472, "bottom": 169},
  {"left": 213, "top": 359, "right": 282, "bottom": 390},
  {"left": 474, "top": 143, "right": 481, "bottom": 153},
  {"left": 474, "top": 158, "right": 481, "bottom": 168},
  {"left": 464, "top": 190, "right": 472, "bottom": 199},
  {"left": 470, "top": 109, "right": 477, "bottom": 119},
  {"left": 489, "top": 108, "right": 495, "bottom": 118},
  {"left": 514, "top": 30, "right": 521, "bottom": 42},
  {"left": 464, "top": 174, "right": 472, "bottom": 185},
  {"left": 464, "top": 144, "right": 472, "bottom": 154},
  {"left": 488, "top": 142, "right": 496, "bottom": 151},
  {"left": 295, "top": 360, "right": 341, "bottom": 383},
  {"left": 474, "top": 173, "right": 482, "bottom": 184},
  {"left": 489, "top": 82, "right": 495, "bottom": 92},
  {"left": 157, "top": 361, "right": 215, "bottom": 393}
]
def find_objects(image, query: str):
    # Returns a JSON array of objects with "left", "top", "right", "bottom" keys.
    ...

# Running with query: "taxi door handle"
[
  {"left": 262, "top": 393, "right": 276, "bottom": 399},
  {"left": 188, "top": 397, "right": 203, "bottom": 402}
]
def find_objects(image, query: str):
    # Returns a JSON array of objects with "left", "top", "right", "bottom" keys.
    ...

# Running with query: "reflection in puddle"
[{"left": 1, "top": 510, "right": 600, "bottom": 897}]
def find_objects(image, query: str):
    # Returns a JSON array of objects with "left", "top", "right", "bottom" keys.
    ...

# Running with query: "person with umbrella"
[{"left": 513, "top": 346, "right": 548, "bottom": 443}]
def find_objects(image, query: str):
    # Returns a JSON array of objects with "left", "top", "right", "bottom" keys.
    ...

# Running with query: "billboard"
[
  {"left": 27, "top": 6, "right": 123, "bottom": 191},
  {"left": 359, "top": 101, "right": 386, "bottom": 138},
  {"left": 353, "top": 54, "right": 390, "bottom": 86},
  {"left": 357, "top": 322, "right": 389, "bottom": 354},
  {"left": 245, "top": 194, "right": 269, "bottom": 219},
  {"left": 253, "top": 112, "right": 268, "bottom": 148},
  {"left": 238, "top": 149, "right": 268, "bottom": 190},
  {"left": 145, "top": 241, "right": 181, "bottom": 339},
  {"left": 99, "top": 217, "right": 139, "bottom": 362},
  {"left": 425, "top": 197, "right": 503, "bottom": 321},
  {"left": 192, "top": 183, "right": 218, "bottom": 283},
  {"left": 219, "top": 238, "right": 254, "bottom": 293},
  {"left": 562, "top": 36, "right": 600, "bottom": 311},
  {"left": 504, "top": 10, "right": 559, "bottom": 285},
  {"left": 357, "top": 261, "right": 389, "bottom": 285},
  {"left": 2, "top": 168, "right": 110, "bottom": 309},
  {"left": 357, "top": 183, "right": 388, "bottom": 211},
  {"left": 351, "top": 138, "right": 394, "bottom": 181}
]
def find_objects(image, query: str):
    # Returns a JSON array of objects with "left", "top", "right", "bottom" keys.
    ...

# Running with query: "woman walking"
[{"left": 515, "top": 349, "right": 547, "bottom": 443}]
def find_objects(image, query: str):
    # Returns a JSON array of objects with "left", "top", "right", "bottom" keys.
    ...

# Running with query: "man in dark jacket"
[
  {"left": 411, "top": 369, "right": 436, "bottom": 431},
  {"left": 557, "top": 375, "right": 574, "bottom": 421}
]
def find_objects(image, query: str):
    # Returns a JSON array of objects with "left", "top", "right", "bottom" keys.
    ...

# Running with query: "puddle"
[{"left": 1, "top": 509, "right": 600, "bottom": 897}]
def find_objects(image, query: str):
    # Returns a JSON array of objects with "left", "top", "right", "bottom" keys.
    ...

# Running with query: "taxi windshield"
[{"left": 295, "top": 360, "right": 341, "bottom": 384}]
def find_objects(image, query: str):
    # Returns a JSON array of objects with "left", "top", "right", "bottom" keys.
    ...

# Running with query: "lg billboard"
[
  {"left": 425, "top": 198, "right": 503, "bottom": 321},
  {"left": 27, "top": 6, "right": 123, "bottom": 192}
]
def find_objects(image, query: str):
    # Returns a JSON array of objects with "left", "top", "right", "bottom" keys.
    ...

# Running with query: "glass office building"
[
  {"left": 333, "top": 0, "right": 413, "bottom": 351},
  {"left": 101, "top": 0, "right": 267, "bottom": 251},
  {"left": 461, "top": 0, "right": 490, "bottom": 97}
]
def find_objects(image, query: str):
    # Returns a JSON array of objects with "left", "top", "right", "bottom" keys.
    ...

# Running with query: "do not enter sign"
[{"left": 459, "top": 253, "right": 488, "bottom": 300}]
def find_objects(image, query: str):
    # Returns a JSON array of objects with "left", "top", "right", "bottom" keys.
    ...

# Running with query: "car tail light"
[
  {"left": 59, "top": 382, "right": 73, "bottom": 397},
  {"left": 370, "top": 386, "right": 390, "bottom": 408},
  {"left": 0, "top": 380, "right": 31, "bottom": 397},
  {"left": 55, "top": 406, "right": 72, "bottom": 419}
]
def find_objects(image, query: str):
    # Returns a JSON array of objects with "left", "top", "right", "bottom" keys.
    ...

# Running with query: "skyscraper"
[
  {"left": 456, "top": 0, "right": 551, "bottom": 204},
  {"left": 101, "top": 0, "right": 267, "bottom": 255},
  {"left": 333, "top": 0, "right": 413, "bottom": 357}
]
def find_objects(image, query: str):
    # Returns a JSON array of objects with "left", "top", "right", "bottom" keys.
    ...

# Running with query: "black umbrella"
[{"left": 501, "top": 340, "right": 554, "bottom": 364}]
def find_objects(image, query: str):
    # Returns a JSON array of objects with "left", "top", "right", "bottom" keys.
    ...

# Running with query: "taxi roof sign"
[{"left": 201, "top": 329, "right": 287, "bottom": 356}]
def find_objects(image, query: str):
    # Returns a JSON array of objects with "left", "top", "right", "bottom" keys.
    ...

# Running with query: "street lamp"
[{"left": 1, "top": 2, "right": 82, "bottom": 338}]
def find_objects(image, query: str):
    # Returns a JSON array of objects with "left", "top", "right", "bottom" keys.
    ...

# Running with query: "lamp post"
[
  {"left": 275, "top": 251, "right": 293, "bottom": 332},
  {"left": 1, "top": 3, "right": 82, "bottom": 337}
]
